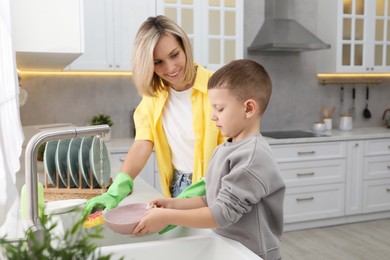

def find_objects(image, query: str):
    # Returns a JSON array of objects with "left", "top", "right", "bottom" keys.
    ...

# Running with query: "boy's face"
[{"left": 209, "top": 88, "right": 251, "bottom": 142}]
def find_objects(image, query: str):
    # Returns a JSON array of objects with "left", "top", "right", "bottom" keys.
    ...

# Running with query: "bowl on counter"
[{"left": 312, "top": 121, "right": 326, "bottom": 132}]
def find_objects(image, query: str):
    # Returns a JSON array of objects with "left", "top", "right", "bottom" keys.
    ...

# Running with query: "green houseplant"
[
  {"left": 90, "top": 114, "right": 114, "bottom": 141},
  {"left": 0, "top": 210, "right": 121, "bottom": 260},
  {"left": 90, "top": 114, "right": 114, "bottom": 127}
]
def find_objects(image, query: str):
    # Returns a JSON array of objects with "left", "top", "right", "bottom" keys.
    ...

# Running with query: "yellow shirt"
[{"left": 134, "top": 64, "right": 225, "bottom": 197}]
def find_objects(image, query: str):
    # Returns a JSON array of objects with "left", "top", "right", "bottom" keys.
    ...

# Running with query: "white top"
[{"left": 162, "top": 87, "right": 194, "bottom": 173}]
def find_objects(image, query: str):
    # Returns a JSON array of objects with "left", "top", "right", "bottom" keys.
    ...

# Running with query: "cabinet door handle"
[
  {"left": 296, "top": 196, "right": 314, "bottom": 202},
  {"left": 119, "top": 157, "right": 125, "bottom": 162},
  {"left": 387, "top": 166, "right": 390, "bottom": 169},
  {"left": 297, "top": 151, "right": 316, "bottom": 155},
  {"left": 386, "top": 188, "right": 390, "bottom": 192},
  {"left": 296, "top": 172, "right": 315, "bottom": 177}
]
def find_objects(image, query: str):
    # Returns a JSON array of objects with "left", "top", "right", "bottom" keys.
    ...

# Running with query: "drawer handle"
[
  {"left": 386, "top": 188, "right": 390, "bottom": 192},
  {"left": 297, "top": 151, "right": 316, "bottom": 155},
  {"left": 387, "top": 166, "right": 390, "bottom": 170},
  {"left": 296, "top": 196, "right": 314, "bottom": 202},
  {"left": 297, "top": 172, "right": 315, "bottom": 177},
  {"left": 119, "top": 157, "right": 125, "bottom": 162}
]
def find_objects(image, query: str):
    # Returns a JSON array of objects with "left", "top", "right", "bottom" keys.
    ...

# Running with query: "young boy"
[{"left": 133, "top": 59, "right": 286, "bottom": 260}]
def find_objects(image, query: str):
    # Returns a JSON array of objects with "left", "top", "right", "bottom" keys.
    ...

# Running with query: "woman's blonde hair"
[{"left": 131, "top": 15, "right": 196, "bottom": 97}]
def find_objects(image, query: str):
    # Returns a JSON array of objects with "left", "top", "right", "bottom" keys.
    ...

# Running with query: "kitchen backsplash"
[
  {"left": 19, "top": 75, "right": 141, "bottom": 138},
  {"left": 19, "top": 0, "right": 390, "bottom": 138}
]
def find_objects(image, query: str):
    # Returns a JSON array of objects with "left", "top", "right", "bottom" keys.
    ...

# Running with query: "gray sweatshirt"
[{"left": 203, "top": 134, "right": 285, "bottom": 260}]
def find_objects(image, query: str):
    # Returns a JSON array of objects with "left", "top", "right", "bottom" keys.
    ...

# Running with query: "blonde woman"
[{"left": 85, "top": 16, "right": 225, "bottom": 214}]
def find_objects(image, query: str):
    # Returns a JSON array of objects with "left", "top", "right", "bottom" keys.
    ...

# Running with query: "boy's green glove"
[
  {"left": 84, "top": 172, "right": 133, "bottom": 215},
  {"left": 159, "top": 178, "right": 206, "bottom": 235}
]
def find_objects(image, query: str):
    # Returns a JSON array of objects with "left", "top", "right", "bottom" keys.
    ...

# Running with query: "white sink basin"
[{"left": 99, "top": 234, "right": 262, "bottom": 260}]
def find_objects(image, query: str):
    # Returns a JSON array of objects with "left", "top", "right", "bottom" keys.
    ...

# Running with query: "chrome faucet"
[{"left": 24, "top": 125, "right": 110, "bottom": 241}]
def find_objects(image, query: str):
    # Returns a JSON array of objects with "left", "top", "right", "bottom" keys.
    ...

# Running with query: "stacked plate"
[{"left": 43, "top": 136, "right": 111, "bottom": 188}]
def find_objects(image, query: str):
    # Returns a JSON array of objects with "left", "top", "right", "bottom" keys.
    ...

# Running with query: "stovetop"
[{"left": 262, "top": 130, "right": 330, "bottom": 139}]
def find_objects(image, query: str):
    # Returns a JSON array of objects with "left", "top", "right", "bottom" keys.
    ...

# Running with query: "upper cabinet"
[
  {"left": 68, "top": 0, "right": 242, "bottom": 72},
  {"left": 11, "top": 0, "right": 85, "bottom": 71},
  {"left": 156, "top": 0, "right": 244, "bottom": 71},
  {"left": 68, "top": 0, "right": 155, "bottom": 71},
  {"left": 317, "top": 0, "right": 390, "bottom": 73}
]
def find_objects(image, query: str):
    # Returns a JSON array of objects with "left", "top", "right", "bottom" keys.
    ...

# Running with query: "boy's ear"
[{"left": 244, "top": 99, "right": 257, "bottom": 117}]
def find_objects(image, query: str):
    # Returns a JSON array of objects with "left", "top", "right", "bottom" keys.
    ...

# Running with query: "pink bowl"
[{"left": 104, "top": 203, "right": 148, "bottom": 235}]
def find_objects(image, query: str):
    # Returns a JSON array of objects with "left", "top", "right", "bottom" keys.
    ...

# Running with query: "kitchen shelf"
[{"left": 317, "top": 74, "right": 384, "bottom": 85}]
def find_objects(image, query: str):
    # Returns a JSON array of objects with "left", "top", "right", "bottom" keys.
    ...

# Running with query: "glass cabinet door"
[
  {"left": 341, "top": 0, "right": 367, "bottom": 71},
  {"left": 204, "top": 0, "right": 243, "bottom": 71},
  {"left": 156, "top": 0, "right": 200, "bottom": 64},
  {"left": 372, "top": 0, "right": 390, "bottom": 68},
  {"left": 156, "top": 0, "right": 243, "bottom": 70},
  {"left": 340, "top": 0, "right": 390, "bottom": 72}
]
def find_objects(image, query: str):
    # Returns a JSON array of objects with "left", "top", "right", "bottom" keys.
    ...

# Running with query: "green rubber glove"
[
  {"left": 159, "top": 178, "right": 206, "bottom": 235},
  {"left": 84, "top": 172, "right": 133, "bottom": 215}
]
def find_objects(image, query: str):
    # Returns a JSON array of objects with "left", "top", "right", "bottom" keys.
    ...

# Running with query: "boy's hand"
[
  {"left": 148, "top": 198, "right": 175, "bottom": 209},
  {"left": 132, "top": 207, "right": 170, "bottom": 235}
]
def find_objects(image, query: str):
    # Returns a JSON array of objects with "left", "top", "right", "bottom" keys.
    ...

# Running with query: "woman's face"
[{"left": 153, "top": 34, "right": 188, "bottom": 91}]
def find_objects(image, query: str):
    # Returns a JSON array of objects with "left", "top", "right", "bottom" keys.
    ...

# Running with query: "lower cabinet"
[
  {"left": 272, "top": 138, "right": 390, "bottom": 228},
  {"left": 284, "top": 184, "right": 345, "bottom": 223},
  {"left": 362, "top": 138, "right": 390, "bottom": 213},
  {"left": 271, "top": 142, "right": 347, "bottom": 224},
  {"left": 363, "top": 179, "right": 390, "bottom": 213},
  {"left": 108, "top": 149, "right": 159, "bottom": 190}
]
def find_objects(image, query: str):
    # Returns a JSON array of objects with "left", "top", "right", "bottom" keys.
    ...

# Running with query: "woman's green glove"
[
  {"left": 84, "top": 172, "right": 134, "bottom": 215},
  {"left": 159, "top": 178, "right": 206, "bottom": 234}
]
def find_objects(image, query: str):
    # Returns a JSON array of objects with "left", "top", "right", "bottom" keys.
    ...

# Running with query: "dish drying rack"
[
  {"left": 43, "top": 135, "right": 112, "bottom": 201},
  {"left": 43, "top": 171, "right": 112, "bottom": 201}
]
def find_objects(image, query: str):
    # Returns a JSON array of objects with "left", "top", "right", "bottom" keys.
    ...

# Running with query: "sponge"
[
  {"left": 21, "top": 182, "right": 45, "bottom": 219},
  {"left": 83, "top": 210, "right": 105, "bottom": 228}
]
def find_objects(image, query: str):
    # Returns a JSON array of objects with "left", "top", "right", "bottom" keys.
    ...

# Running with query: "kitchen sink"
[
  {"left": 98, "top": 234, "right": 261, "bottom": 260},
  {"left": 262, "top": 130, "right": 330, "bottom": 139}
]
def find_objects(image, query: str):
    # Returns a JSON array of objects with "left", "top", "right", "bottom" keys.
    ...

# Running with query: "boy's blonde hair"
[
  {"left": 208, "top": 59, "right": 272, "bottom": 116},
  {"left": 131, "top": 15, "right": 196, "bottom": 97}
]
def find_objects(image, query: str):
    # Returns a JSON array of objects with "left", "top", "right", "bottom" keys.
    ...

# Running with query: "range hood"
[{"left": 248, "top": 0, "right": 330, "bottom": 52}]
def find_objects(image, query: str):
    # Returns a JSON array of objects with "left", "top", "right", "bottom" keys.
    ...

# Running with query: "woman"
[{"left": 85, "top": 15, "right": 224, "bottom": 214}]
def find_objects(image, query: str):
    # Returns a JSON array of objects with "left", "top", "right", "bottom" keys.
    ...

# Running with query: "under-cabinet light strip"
[
  {"left": 17, "top": 70, "right": 133, "bottom": 77},
  {"left": 317, "top": 73, "right": 390, "bottom": 78}
]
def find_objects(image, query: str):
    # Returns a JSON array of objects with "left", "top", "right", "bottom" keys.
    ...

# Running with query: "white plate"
[
  {"left": 67, "top": 137, "right": 88, "bottom": 188},
  {"left": 89, "top": 136, "right": 111, "bottom": 188},
  {"left": 55, "top": 138, "right": 76, "bottom": 188},
  {"left": 45, "top": 199, "right": 87, "bottom": 215},
  {"left": 79, "top": 137, "right": 95, "bottom": 188},
  {"left": 44, "top": 140, "right": 64, "bottom": 187}
]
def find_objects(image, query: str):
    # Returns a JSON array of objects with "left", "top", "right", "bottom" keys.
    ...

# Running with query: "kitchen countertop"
[
  {"left": 105, "top": 127, "right": 390, "bottom": 148},
  {"left": 264, "top": 127, "right": 390, "bottom": 145}
]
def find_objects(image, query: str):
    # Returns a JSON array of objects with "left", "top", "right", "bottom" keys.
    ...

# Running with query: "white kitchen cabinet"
[
  {"left": 362, "top": 138, "right": 390, "bottom": 213},
  {"left": 10, "top": 0, "right": 84, "bottom": 70},
  {"left": 156, "top": 0, "right": 243, "bottom": 71},
  {"left": 284, "top": 184, "right": 345, "bottom": 223},
  {"left": 270, "top": 142, "right": 347, "bottom": 162},
  {"left": 108, "top": 147, "right": 158, "bottom": 189},
  {"left": 68, "top": 0, "right": 155, "bottom": 71},
  {"left": 271, "top": 142, "right": 347, "bottom": 223},
  {"left": 317, "top": 0, "right": 390, "bottom": 73},
  {"left": 345, "top": 140, "right": 364, "bottom": 215}
]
